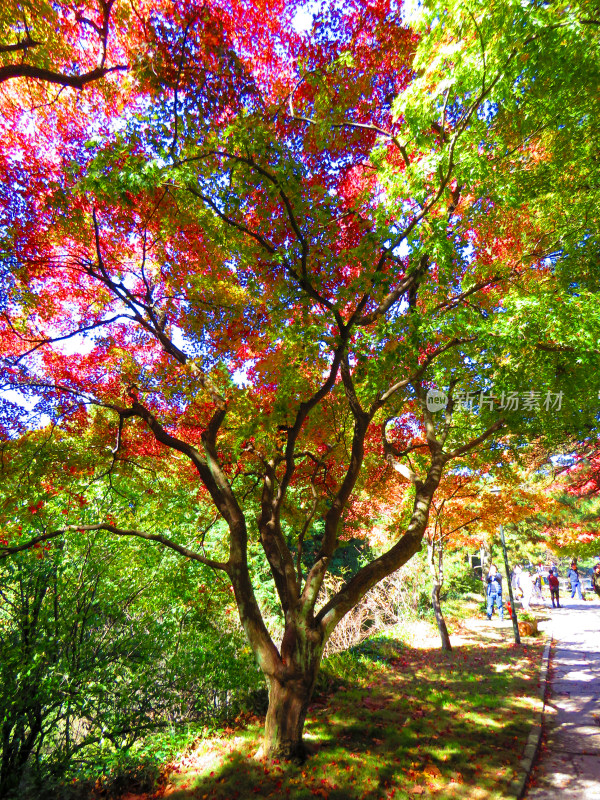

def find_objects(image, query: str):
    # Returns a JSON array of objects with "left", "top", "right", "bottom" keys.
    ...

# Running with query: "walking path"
[{"left": 525, "top": 600, "right": 600, "bottom": 799}]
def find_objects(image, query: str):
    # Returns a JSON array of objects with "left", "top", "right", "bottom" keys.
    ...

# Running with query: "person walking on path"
[
  {"left": 535, "top": 562, "right": 547, "bottom": 599},
  {"left": 486, "top": 564, "right": 504, "bottom": 620},
  {"left": 548, "top": 567, "right": 561, "bottom": 608},
  {"left": 568, "top": 561, "right": 583, "bottom": 600},
  {"left": 520, "top": 567, "right": 533, "bottom": 611},
  {"left": 512, "top": 564, "right": 522, "bottom": 597},
  {"left": 593, "top": 563, "right": 600, "bottom": 598}
]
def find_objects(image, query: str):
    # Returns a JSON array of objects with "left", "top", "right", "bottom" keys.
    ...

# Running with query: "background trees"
[
  {"left": 0, "top": 431, "right": 263, "bottom": 796},
  {"left": 2, "top": 0, "right": 600, "bottom": 762}
]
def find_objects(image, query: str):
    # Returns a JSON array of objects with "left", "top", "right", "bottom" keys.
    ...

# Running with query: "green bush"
[
  {"left": 0, "top": 534, "right": 263, "bottom": 799},
  {"left": 442, "top": 553, "right": 483, "bottom": 599}
]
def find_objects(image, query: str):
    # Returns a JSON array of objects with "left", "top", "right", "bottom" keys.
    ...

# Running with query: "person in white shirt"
[{"left": 519, "top": 569, "right": 533, "bottom": 611}]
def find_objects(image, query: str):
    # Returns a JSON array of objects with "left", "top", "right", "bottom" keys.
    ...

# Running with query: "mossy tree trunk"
[
  {"left": 261, "top": 672, "right": 317, "bottom": 760},
  {"left": 253, "top": 617, "right": 325, "bottom": 761}
]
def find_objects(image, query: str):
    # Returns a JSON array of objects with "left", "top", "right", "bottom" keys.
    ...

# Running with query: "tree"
[
  {"left": 417, "top": 455, "right": 553, "bottom": 650},
  {"left": 425, "top": 474, "right": 481, "bottom": 651},
  {"left": 530, "top": 455, "right": 600, "bottom": 557},
  {"left": 2, "top": 0, "right": 600, "bottom": 760}
]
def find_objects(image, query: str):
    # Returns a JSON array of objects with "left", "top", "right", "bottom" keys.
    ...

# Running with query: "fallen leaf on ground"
[{"left": 362, "top": 697, "right": 386, "bottom": 710}]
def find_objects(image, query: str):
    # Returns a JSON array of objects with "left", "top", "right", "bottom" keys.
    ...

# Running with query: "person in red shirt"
[{"left": 548, "top": 567, "right": 561, "bottom": 608}]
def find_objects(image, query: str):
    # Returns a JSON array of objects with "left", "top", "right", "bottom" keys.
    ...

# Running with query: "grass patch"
[{"left": 162, "top": 621, "right": 544, "bottom": 800}]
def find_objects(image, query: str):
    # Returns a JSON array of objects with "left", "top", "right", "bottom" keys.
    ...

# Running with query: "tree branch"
[
  {"left": 0, "top": 35, "right": 41, "bottom": 54},
  {"left": 0, "top": 524, "right": 227, "bottom": 570},
  {"left": 0, "top": 64, "right": 127, "bottom": 88},
  {"left": 445, "top": 418, "right": 505, "bottom": 460}
]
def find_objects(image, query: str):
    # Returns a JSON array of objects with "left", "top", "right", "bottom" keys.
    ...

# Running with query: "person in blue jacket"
[
  {"left": 568, "top": 561, "right": 583, "bottom": 600},
  {"left": 486, "top": 564, "right": 504, "bottom": 620}
]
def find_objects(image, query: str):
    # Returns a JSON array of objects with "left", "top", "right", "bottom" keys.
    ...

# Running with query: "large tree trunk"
[
  {"left": 256, "top": 625, "right": 323, "bottom": 761},
  {"left": 253, "top": 454, "right": 449, "bottom": 760},
  {"left": 261, "top": 675, "right": 314, "bottom": 761}
]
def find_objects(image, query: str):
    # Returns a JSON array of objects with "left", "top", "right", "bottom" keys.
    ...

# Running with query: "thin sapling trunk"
[{"left": 428, "top": 530, "right": 452, "bottom": 652}]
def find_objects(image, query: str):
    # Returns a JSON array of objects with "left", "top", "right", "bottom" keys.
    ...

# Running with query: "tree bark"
[
  {"left": 260, "top": 674, "right": 314, "bottom": 761},
  {"left": 428, "top": 540, "right": 452, "bottom": 651},
  {"left": 431, "top": 580, "right": 452, "bottom": 651},
  {"left": 480, "top": 539, "right": 491, "bottom": 591},
  {"left": 255, "top": 621, "right": 323, "bottom": 761}
]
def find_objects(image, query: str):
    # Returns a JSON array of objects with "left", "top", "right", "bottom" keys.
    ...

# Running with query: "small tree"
[{"left": 426, "top": 478, "right": 482, "bottom": 651}]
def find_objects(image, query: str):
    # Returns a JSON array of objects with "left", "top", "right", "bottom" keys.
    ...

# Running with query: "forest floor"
[{"left": 118, "top": 599, "right": 551, "bottom": 800}]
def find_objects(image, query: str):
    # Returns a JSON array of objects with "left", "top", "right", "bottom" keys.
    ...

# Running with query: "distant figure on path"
[
  {"left": 534, "top": 562, "right": 546, "bottom": 598},
  {"left": 520, "top": 568, "right": 533, "bottom": 611},
  {"left": 592, "top": 563, "right": 600, "bottom": 598},
  {"left": 548, "top": 567, "right": 561, "bottom": 608},
  {"left": 512, "top": 564, "right": 522, "bottom": 597},
  {"left": 568, "top": 561, "right": 583, "bottom": 600},
  {"left": 486, "top": 564, "right": 504, "bottom": 621}
]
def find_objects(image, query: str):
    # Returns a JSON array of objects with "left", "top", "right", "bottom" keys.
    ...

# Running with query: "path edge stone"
[{"left": 508, "top": 623, "right": 554, "bottom": 799}]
